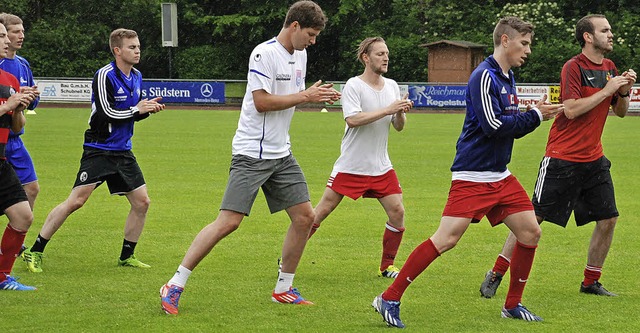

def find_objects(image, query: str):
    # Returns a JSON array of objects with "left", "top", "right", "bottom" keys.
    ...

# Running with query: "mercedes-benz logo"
[{"left": 201, "top": 83, "right": 213, "bottom": 97}]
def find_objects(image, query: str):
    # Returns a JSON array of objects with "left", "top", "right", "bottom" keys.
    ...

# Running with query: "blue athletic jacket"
[
  {"left": 84, "top": 62, "right": 148, "bottom": 151},
  {"left": 451, "top": 56, "right": 541, "bottom": 173}
]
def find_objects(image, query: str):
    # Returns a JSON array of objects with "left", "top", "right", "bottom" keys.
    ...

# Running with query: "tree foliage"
[{"left": 6, "top": 0, "right": 639, "bottom": 83}]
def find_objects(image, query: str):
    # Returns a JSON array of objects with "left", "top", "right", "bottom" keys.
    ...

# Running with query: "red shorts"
[
  {"left": 327, "top": 169, "right": 402, "bottom": 200},
  {"left": 442, "top": 175, "right": 533, "bottom": 226}
]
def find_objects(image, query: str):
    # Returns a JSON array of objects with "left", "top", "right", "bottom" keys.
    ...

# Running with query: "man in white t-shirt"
[
  {"left": 160, "top": 1, "right": 340, "bottom": 315},
  {"left": 308, "top": 37, "right": 412, "bottom": 279}
]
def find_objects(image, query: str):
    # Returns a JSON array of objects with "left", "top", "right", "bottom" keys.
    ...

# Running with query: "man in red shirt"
[{"left": 480, "top": 14, "right": 636, "bottom": 299}]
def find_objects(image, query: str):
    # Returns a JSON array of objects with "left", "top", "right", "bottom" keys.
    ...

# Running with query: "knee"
[
  {"left": 133, "top": 196, "right": 151, "bottom": 214},
  {"left": 296, "top": 210, "right": 315, "bottom": 229},
  {"left": 531, "top": 225, "right": 542, "bottom": 243},
  {"left": 24, "top": 212, "right": 34, "bottom": 229},
  {"left": 387, "top": 205, "right": 405, "bottom": 226},
  {"left": 10, "top": 209, "right": 33, "bottom": 231},
  {"left": 25, "top": 183, "right": 40, "bottom": 198},
  {"left": 437, "top": 239, "right": 457, "bottom": 253},
  {"left": 215, "top": 216, "right": 242, "bottom": 234},
  {"left": 519, "top": 224, "right": 542, "bottom": 245},
  {"left": 67, "top": 196, "right": 88, "bottom": 212},
  {"left": 431, "top": 234, "right": 459, "bottom": 253}
]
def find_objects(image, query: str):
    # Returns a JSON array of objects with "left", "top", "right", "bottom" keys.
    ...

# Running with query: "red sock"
[
  {"left": 382, "top": 238, "right": 440, "bottom": 302},
  {"left": 583, "top": 265, "right": 602, "bottom": 286},
  {"left": 492, "top": 254, "right": 511, "bottom": 276},
  {"left": 380, "top": 223, "right": 405, "bottom": 271},
  {"left": 307, "top": 223, "right": 321, "bottom": 239},
  {"left": 505, "top": 241, "right": 537, "bottom": 309},
  {"left": 0, "top": 224, "right": 27, "bottom": 277}
]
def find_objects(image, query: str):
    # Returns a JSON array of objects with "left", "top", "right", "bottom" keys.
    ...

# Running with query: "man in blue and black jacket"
[{"left": 22, "top": 28, "right": 164, "bottom": 273}]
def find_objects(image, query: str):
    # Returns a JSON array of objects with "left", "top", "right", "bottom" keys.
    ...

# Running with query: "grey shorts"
[{"left": 220, "top": 154, "right": 310, "bottom": 215}]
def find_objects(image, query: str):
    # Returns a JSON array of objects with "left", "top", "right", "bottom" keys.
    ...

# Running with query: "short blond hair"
[
  {"left": 109, "top": 28, "right": 138, "bottom": 55},
  {"left": 0, "top": 13, "right": 22, "bottom": 28}
]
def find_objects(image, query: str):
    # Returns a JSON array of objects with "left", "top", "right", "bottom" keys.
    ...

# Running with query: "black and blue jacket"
[{"left": 84, "top": 62, "right": 148, "bottom": 151}]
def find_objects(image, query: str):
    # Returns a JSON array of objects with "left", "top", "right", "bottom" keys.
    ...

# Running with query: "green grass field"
[{"left": 1, "top": 108, "right": 639, "bottom": 332}]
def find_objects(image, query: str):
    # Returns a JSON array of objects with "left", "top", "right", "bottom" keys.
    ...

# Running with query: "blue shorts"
[{"left": 6, "top": 136, "right": 38, "bottom": 185}]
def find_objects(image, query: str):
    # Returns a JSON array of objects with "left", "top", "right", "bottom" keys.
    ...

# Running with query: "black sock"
[
  {"left": 30, "top": 234, "right": 50, "bottom": 253},
  {"left": 120, "top": 239, "right": 137, "bottom": 261}
]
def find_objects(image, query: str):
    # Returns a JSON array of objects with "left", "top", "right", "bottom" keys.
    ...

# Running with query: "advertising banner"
[
  {"left": 35, "top": 79, "right": 225, "bottom": 104},
  {"left": 408, "top": 85, "right": 467, "bottom": 108},
  {"left": 36, "top": 79, "right": 92, "bottom": 102},
  {"left": 628, "top": 86, "right": 640, "bottom": 111},
  {"left": 516, "top": 85, "right": 551, "bottom": 107},
  {"left": 141, "top": 81, "right": 225, "bottom": 104}
]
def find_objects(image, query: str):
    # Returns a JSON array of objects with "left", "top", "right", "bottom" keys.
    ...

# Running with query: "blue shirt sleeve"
[
  {"left": 469, "top": 69, "right": 540, "bottom": 139},
  {"left": 16, "top": 56, "right": 39, "bottom": 110}
]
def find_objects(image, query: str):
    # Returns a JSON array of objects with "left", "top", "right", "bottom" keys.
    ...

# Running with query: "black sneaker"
[
  {"left": 580, "top": 281, "right": 617, "bottom": 296},
  {"left": 480, "top": 270, "right": 503, "bottom": 298}
]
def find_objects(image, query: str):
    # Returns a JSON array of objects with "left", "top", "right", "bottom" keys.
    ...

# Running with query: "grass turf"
[{"left": 1, "top": 108, "right": 639, "bottom": 332}]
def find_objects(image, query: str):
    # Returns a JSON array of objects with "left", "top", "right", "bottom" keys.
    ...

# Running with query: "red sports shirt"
[
  {"left": 0, "top": 69, "right": 21, "bottom": 159},
  {"left": 545, "top": 53, "right": 618, "bottom": 162}
]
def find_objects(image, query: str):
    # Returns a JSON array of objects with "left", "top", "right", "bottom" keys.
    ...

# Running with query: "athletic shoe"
[
  {"left": 480, "top": 270, "right": 503, "bottom": 298},
  {"left": 580, "top": 281, "right": 617, "bottom": 296},
  {"left": 271, "top": 287, "right": 313, "bottom": 305},
  {"left": 372, "top": 294, "right": 405, "bottom": 328},
  {"left": 21, "top": 247, "right": 43, "bottom": 273},
  {"left": 501, "top": 303, "right": 543, "bottom": 322},
  {"left": 118, "top": 255, "right": 151, "bottom": 268},
  {"left": 18, "top": 244, "right": 27, "bottom": 256},
  {"left": 160, "top": 283, "right": 184, "bottom": 315},
  {"left": 0, "top": 275, "right": 37, "bottom": 291},
  {"left": 379, "top": 265, "right": 400, "bottom": 279}
]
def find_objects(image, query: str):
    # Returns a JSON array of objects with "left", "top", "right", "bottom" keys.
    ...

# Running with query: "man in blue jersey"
[
  {"left": 0, "top": 13, "right": 40, "bottom": 210},
  {"left": 0, "top": 21, "right": 39, "bottom": 291},
  {"left": 160, "top": 1, "right": 340, "bottom": 315},
  {"left": 21, "top": 28, "right": 164, "bottom": 273},
  {"left": 372, "top": 17, "right": 564, "bottom": 328}
]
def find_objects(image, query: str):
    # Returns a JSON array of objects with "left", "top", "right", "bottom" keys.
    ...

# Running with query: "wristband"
[{"left": 618, "top": 91, "right": 630, "bottom": 98}]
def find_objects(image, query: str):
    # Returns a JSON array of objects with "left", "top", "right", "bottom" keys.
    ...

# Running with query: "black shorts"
[
  {"left": 73, "top": 147, "right": 146, "bottom": 195},
  {"left": 0, "top": 160, "right": 28, "bottom": 215},
  {"left": 532, "top": 156, "right": 618, "bottom": 227}
]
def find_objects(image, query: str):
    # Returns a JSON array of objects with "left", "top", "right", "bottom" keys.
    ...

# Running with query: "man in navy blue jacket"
[
  {"left": 22, "top": 29, "right": 164, "bottom": 273},
  {"left": 372, "top": 17, "right": 564, "bottom": 328}
]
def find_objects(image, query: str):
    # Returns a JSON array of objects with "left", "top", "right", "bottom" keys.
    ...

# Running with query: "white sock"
[
  {"left": 274, "top": 272, "right": 294, "bottom": 293},
  {"left": 167, "top": 265, "right": 192, "bottom": 288}
]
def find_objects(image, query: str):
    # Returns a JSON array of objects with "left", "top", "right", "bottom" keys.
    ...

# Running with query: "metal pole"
[{"left": 168, "top": 47, "right": 173, "bottom": 79}]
